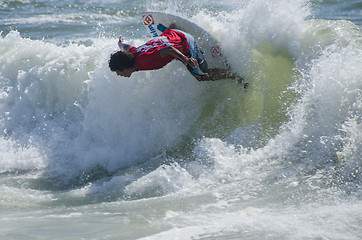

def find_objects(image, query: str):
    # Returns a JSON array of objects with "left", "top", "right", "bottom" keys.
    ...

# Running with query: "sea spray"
[{"left": 0, "top": 0, "right": 361, "bottom": 239}]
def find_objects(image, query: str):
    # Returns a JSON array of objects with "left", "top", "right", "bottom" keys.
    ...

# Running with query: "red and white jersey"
[{"left": 129, "top": 29, "right": 190, "bottom": 71}]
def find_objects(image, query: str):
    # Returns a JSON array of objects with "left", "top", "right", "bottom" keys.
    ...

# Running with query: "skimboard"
[{"left": 141, "top": 12, "right": 229, "bottom": 74}]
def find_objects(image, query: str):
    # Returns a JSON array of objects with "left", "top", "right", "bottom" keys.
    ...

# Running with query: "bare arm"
[
  {"left": 158, "top": 46, "right": 198, "bottom": 69},
  {"left": 118, "top": 36, "right": 132, "bottom": 51}
]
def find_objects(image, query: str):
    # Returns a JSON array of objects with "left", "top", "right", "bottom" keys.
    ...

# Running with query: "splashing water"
[{"left": 0, "top": 0, "right": 361, "bottom": 239}]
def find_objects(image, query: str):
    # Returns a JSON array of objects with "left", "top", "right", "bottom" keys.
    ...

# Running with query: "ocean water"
[{"left": 0, "top": 0, "right": 361, "bottom": 239}]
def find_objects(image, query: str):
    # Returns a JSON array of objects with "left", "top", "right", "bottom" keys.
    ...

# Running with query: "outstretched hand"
[
  {"left": 118, "top": 35, "right": 132, "bottom": 51},
  {"left": 184, "top": 57, "right": 198, "bottom": 69}
]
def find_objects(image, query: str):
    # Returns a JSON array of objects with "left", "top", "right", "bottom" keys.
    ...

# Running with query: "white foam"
[
  {"left": 0, "top": 138, "right": 45, "bottom": 173},
  {"left": 0, "top": 0, "right": 361, "bottom": 239}
]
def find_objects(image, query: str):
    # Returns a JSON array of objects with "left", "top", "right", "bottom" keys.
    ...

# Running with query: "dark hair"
[{"left": 108, "top": 50, "right": 135, "bottom": 72}]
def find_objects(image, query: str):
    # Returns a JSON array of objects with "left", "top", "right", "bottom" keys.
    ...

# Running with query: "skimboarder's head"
[{"left": 109, "top": 51, "right": 136, "bottom": 77}]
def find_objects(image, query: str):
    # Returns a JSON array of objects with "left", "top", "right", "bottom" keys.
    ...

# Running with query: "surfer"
[{"left": 108, "top": 29, "right": 239, "bottom": 81}]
